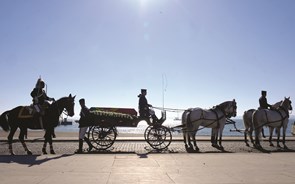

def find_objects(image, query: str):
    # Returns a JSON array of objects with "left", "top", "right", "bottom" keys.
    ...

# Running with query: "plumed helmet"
[{"left": 35, "top": 78, "right": 45, "bottom": 88}]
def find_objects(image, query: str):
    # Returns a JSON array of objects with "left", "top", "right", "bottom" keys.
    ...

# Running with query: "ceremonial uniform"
[
  {"left": 30, "top": 78, "right": 54, "bottom": 129},
  {"left": 76, "top": 98, "right": 93, "bottom": 153},
  {"left": 138, "top": 95, "right": 151, "bottom": 118},
  {"left": 138, "top": 89, "right": 158, "bottom": 125},
  {"left": 259, "top": 90, "right": 271, "bottom": 109}
]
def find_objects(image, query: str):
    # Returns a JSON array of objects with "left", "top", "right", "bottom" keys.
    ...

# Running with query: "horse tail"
[
  {"left": 242, "top": 111, "right": 249, "bottom": 129},
  {"left": 181, "top": 110, "right": 186, "bottom": 125},
  {"left": 0, "top": 111, "right": 10, "bottom": 132},
  {"left": 181, "top": 110, "right": 190, "bottom": 126},
  {"left": 252, "top": 110, "right": 258, "bottom": 130}
]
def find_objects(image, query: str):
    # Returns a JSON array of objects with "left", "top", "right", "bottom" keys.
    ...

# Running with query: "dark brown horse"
[{"left": 0, "top": 94, "right": 75, "bottom": 155}]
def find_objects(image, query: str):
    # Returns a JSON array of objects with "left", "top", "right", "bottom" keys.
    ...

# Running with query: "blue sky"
[{"left": 0, "top": 0, "right": 295, "bottom": 118}]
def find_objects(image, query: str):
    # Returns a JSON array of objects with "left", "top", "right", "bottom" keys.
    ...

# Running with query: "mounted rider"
[
  {"left": 30, "top": 78, "right": 55, "bottom": 128},
  {"left": 259, "top": 90, "right": 272, "bottom": 110}
]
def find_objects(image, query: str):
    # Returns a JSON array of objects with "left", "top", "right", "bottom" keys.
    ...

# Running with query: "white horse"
[
  {"left": 243, "top": 101, "right": 282, "bottom": 147},
  {"left": 253, "top": 97, "right": 292, "bottom": 149},
  {"left": 182, "top": 99, "right": 237, "bottom": 151}
]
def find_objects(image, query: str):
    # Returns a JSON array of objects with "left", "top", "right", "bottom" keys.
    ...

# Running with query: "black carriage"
[{"left": 81, "top": 107, "right": 172, "bottom": 151}]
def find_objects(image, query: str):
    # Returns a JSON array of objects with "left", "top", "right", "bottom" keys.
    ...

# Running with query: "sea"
[{"left": 55, "top": 117, "right": 295, "bottom": 137}]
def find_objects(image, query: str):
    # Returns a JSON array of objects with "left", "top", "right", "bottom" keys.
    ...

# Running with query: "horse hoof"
[
  {"left": 42, "top": 148, "right": 47, "bottom": 155},
  {"left": 257, "top": 145, "right": 262, "bottom": 150},
  {"left": 27, "top": 150, "right": 33, "bottom": 155},
  {"left": 253, "top": 144, "right": 260, "bottom": 149},
  {"left": 10, "top": 152, "right": 15, "bottom": 156},
  {"left": 185, "top": 146, "right": 194, "bottom": 153},
  {"left": 50, "top": 150, "right": 56, "bottom": 154},
  {"left": 284, "top": 145, "right": 289, "bottom": 150},
  {"left": 212, "top": 144, "right": 218, "bottom": 148},
  {"left": 75, "top": 150, "right": 83, "bottom": 154}
]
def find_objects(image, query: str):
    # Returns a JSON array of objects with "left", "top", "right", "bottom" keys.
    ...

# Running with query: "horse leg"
[
  {"left": 254, "top": 128, "right": 262, "bottom": 149},
  {"left": 42, "top": 141, "right": 48, "bottom": 154},
  {"left": 43, "top": 130, "right": 55, "bottom": 154},
  {"left": 192, "top": 131, "right": 199, "bottom": 151},
  {"left": 187, "top": 132, "right": 193, "bottom": 149},
  {"left": 42, "top": 131, "right": 48, "bottom": 154},
  {"left": 49, "top": 138, "right": 55, "bottom": 154},
  {"left": 218, "top": 128, "right": 224, "bottom": 150},
  {"left": 276, "top": 128, "right": 281, "bottom": 148},
  {"left": 211, "top": 128, "right": 218, "bottom": 148},
  {"left": 282, "top": 127, "right": 288, "bottom": 149},
  {"left": 262, "top": 128, "right": 266, "bottom": 138},
  {"left": 269, "top": 127, "right": 274, "bottom": 147},
  {"left": 249, "top": 126, "right": 254, "bottom": 146},
  {"left": 7, "top": 126, "right": 18, "bottom": 155},
  {"left": 243, "top": 117, "right": 249, "bottom": 146},
  {"left": 183, "top": 129, "right": 189, "bottom": 149},
  {"left": 210, "top": 128, "right": 215, "bottom": 146},
  {"left": 47, "top": 129, "right": 55, "bottom": 154},
  {"left": 244, "top": 129, "right": 249, "bottom": 147},
  {"left": 19, "top": 128, "right": 32, "bottom": 155}
]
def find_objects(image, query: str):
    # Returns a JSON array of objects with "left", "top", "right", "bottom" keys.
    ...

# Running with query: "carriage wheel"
[
  {"left": 144, "top": 125, "right": 153, "bottom": 140},
  {"left": 88, "top": 126, "right": 117, "bottom": 150},
  {"left": 145, "top": 125, "right": 172, "bottom": 150}
]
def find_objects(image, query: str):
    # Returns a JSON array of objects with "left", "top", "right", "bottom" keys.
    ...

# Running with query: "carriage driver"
[
  {"left": 75, "top": 98, "right": 93, "bottom": 153},
  {"left": 138, "top": 89, "right": 159, "bottom": 125},
  {"left": 30, "top": 78, "right": 55, "bottom": 128},
  {"left": 259, "top": 90, "right": 272, "bottom": 109}
]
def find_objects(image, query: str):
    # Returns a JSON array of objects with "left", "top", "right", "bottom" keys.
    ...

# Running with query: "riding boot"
[
  {"left": 42, "top": 143, "right": 47, "bottom": 154},
  {"left": 39, "top": 116, "right": 44, "bottom": 129},
  {"left": 75, "top": 139, "right": 83, "bottom": 154},
  {"left": 84, "top": 137, "right": 93, "bottom": 152},
  {"left": 52, "top": 130, "right": 56, "bottom": 138},
  {"left": 24, "top": 128, "right": 28, "bottom": 139}
]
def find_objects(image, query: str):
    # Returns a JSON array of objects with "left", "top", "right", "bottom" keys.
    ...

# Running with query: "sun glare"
[
  {"left": 137, "top": 0, "right": 158, "bottom": 9},
  {"left": 139, "top": 0, "right": 149, "bottom": 7}
]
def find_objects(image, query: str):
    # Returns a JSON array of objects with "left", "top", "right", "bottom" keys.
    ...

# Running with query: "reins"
[
  {"left": 51, "top": 98, "right": 70, "bottom": 120},
  {"left": 226, "top": 118, "right": 244, "bottom": 133},
  {"left": 153, "top": 106, "right": 186, "bottom": 112}
]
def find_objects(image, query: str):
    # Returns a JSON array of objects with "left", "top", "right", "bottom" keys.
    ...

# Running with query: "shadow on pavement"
[{"left": 0, "top": 154, "right": 74, "bottom": 167}]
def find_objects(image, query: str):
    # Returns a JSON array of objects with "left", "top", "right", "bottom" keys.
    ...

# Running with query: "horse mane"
[
  {"left": 214, "top": 101, "right": 231, "bottom": 110},
  {"left": 51, "top": 96, "right": 71, "bottom": 105},
  {"left": 57, "top": 96, "right": 69, "bottom": 101}
]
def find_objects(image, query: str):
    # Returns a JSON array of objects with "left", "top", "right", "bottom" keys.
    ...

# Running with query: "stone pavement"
[
  {"left": 1, "top": 130, "right": 295, "bottom": 183},
  {"left": 0, "top": 153, "right": 295, "bottom": 184}
]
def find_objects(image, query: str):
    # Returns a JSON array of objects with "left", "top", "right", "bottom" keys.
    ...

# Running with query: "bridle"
[
  {"left": 224, "top": 102, "right": 237, "bottom": 118},
  {"left": 54, "top": 97, "right": 74, "bottom": 118}
]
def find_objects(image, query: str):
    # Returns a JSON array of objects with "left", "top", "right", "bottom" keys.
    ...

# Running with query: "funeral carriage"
[{"left": 81, "top": 107, "right": 172, "bottom": 151}]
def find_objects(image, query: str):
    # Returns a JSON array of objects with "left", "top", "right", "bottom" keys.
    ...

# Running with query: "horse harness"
[
  {"left": 185, "top": 107, "right": 226, "bottom": 131},
  {"left": 262, "top": 106, "right": 289, "bottom": 128}
]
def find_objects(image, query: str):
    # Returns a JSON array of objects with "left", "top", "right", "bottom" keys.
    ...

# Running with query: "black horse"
[{"left": 0, "top": 94, "right": 75, "bottom": 155}]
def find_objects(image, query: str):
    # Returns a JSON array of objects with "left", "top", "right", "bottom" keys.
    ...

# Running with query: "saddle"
[
  {"left": 18, "top": 105, "right": 48, "bottom": 129},
  {"left": 18, "top": 106, "right": 35, "bottom": 118},
  {"left": 19, "top": 103, "right": 50, "bottom": 118}
]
